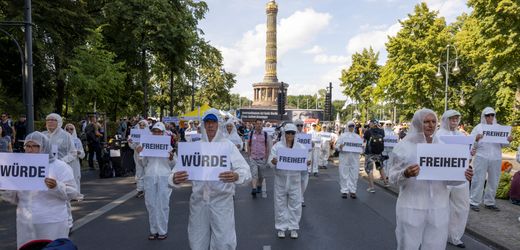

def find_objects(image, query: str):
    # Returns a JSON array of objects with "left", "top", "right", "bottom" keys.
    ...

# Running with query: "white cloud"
[
  {"left": 313, "top": 54, "right": 350, "bottom": 64},
  {"left": 423, "top": 0, "right": 468, "bottom": 23},
  {"left": 304, "top": 45, "right": 324, "bottom": 54},
  {"left": 346, "top": 22, "right": 401, "bottom": 55},
  {"left": 219, "top": 8, "right": 331, "bottom": 77}
]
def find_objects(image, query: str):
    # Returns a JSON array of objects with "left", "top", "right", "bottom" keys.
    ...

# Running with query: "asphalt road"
[{"left": 1, "top": 164, "right": 494, "bottom": 250}]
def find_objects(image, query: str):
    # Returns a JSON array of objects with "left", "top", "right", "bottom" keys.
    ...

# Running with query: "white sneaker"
[
  {"left": 290, "top": 230, "right": 298, "bottom": 239},
  {"left": 277, "top": 230, "right": 286, "bottom": 238},
  {"left": 367, "top": 187, "right": 375, "bottom": 193}
]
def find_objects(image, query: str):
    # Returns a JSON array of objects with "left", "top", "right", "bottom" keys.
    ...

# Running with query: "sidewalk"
[{"left": 337, "top": 157, "right": 520, "bottom": 250}]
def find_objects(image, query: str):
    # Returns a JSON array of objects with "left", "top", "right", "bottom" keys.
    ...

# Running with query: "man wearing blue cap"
[{"left": 170, "top": 108, "right": 251, "bottom": 250}]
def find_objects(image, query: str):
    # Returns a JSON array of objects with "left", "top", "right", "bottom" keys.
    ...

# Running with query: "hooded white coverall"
[
  {"left": 335, "top": 123, "right": 362, "bottom": 194},
  {"left": 222, "top": 120, "right": 243, "bottom": 151},
  {"left": 389, "top": 108, "right": 462, "bottom": 250},
  {"left": 318, "top": 130, "right": 332, "bottom": 167},
  {"left": 382, "top": 127, "right": 396, "bottom": 174},
  {"left": 269, "top": 125, "right": 309, "bottom": 232},
  {"left": 470, "top": 107, "right": 508, "bottom": 207},
  {"left": 309, "top": 128, "right": 321, "bottom": 174},
  {"left": 433, "top": 110, "right": 470, "bottom": 246},
  {"left": 139, "top": 122, "right": 175, "bottom": 236},
  {"left": 129, "top": 120, "right": 150, "bottom": 193},
  {"left": 64, "top": 124, "right": 85, "bottom": 194},
  {"left": 169, "top": 108, "right": 251, "bottom": 250},
  {"left": 42, "top": 113, "right": 80, "bottom": 229},
  {"left": 0, "top": 132, "right": 79, "bottom": 248}
]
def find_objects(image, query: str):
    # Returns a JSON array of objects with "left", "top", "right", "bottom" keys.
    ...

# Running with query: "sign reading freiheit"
[{"left": 416, "top": 144, "right": 470, "bottom": 181}]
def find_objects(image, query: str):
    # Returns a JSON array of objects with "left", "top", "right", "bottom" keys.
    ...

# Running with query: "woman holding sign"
[
  {"left": 335, "top": 121, "right": 363, "bottom": 199},
  {"left": 388, "top": 108, "right": 473, "bottom": 250},
  {"left": 64, "top": 123, "right": 85, "bottom": 195},
  {"left": 0, "top": 132, "right": 79, "bottom": 248},
  {"left": 129, "top": 119, "right": 150, "bottom": 198},
  {"left": 470, "top": 107, "right": 513, "bottom": 212},
  {"left": 269, "top": 123, "right": 310, "bottom": 239},
  {"left": 135, "top": 122, "right": 175, "bottom": 240}
]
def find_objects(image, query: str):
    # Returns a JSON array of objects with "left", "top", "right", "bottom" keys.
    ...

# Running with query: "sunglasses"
[
  {"left": 296, "top": 124, "right": 303, "bottom": 127},
  {"left": 485, "top": 114, "right": 495, "bottom": 117},
  {"left": 66, "top": 128, "right": 74, "bottom": 131},
  {"left": 348, "top": 125, "right": 355, "bottom": 128},
  {"left": 285, "top": 131, "right": 296, "bottom": 135}
]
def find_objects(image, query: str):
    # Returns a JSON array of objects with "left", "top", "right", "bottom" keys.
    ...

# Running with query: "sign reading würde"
[
  {"left": 0, "top": 153, "right": 48, "bottom": 191},
  {"left": 480, "top": 124, "right": 512, "bottom": 144},
  {"left": 176, "top": 142, "right": 231, "bottom": 181},
  {"left": 139, "top": 134, "right": 171, "bottom": 158},
  {"left": 276, "top": 148, "right": 308, "bottom": 171},
  {"left": 296, "top": 133, "right": 312, "bottom": 150},
  {"left": 383, "top": 135, "right": 399, "bottom": 147},
  {"left": 416, "top": 144, "right": 470, "bottom": 181},
  {"left": 341, "top": 136, "right": 363, "bottom": 153}
]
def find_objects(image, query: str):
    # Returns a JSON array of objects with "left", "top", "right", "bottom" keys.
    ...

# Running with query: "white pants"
[
  {"left": 17, "top": 220, "right": 69, "bottom": 248},
  {"left": 470, "top": 156, "right": 501, "bottom": 206},
  {"left": 301, "top": 171, "right": 309, "bottom": 202},
  {"left": 134, "top": 152, "right": 145, "bottom": 192},
  {"left": 144, "top": 176, "right": 172, "bottom": 235},
  {"left": 188, "top": 194, "right": 236, "bottom": 250},
  {"left": 318, "top": 147, "right": 330, "bottom": 166},
  {"left": 311, "top": 147, "right": 320, "bottom": 173},
  {"left": 395, "top": 207, "right": 449, "bottom": 250},
  {"left": 70, "top": 159, "right": 82, "bottom": 194},
  {"left": 339, "top": 161, "right": 359, "bottom": 194},
  {"left": 448, "top": 182, "right": 470, "bottom": 245},
  {"left": 274, "top": 171, "right": 302, "bottom": 231}
]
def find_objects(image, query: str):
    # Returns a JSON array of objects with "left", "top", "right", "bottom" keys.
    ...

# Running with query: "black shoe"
[
  {"left": 301, "top": 202, "right": 306, "bottom": 207},
  {"left": 455, "top": 243, "right": 466, "bottom": 248},
  {"left": 135, "top": 191, "right": 144, "bottom": 198},
  {"left": 251, "top": 189, "right": 257, "bottom": 198},
  {"left": 484, "top": 205, "right": 500, "bottom": 211},
  {"left": 350, "top": 193, "right": 357, "bottom": 199},
  {"left": 256, "top": 187, "right": 262, "bottom": 194},
  {"left": 313, "top": 173, "right": 319, "bottom": 177},
  {"left": 341, "top": 193, "right": 348, "bottom": 199},
  {"left": 470, "top": 204, "right": 480, "bottom": 212}
]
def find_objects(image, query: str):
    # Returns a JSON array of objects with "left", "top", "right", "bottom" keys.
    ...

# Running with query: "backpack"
[{"left": 368, "top": 132, "right": 384, "bottom": 154}]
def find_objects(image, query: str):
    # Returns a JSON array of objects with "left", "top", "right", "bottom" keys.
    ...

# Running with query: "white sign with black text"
[
  {"left": 341, "top": 136, "right": 364, "bottom": 153},
  {"left": 276, "top": 148, "right": 308, "bottom": 171},
  {"left": 480, "top": 124, "right": 511, "bottom": 144},
  {"left": 416, "top": 143, "right": 470, "bottom": 181},
  {"left": 130, "top": 129, "right": 142, "bottom": 143},
  {"left": 139, "top": 134, "right": 171, "bottom": 158},
  {"left": 176, "top": 142, "right": 231, "bottom": 181},
  {"left": 383, "top": 135, "right": 399, "bottom": 148},
  {"left": 0, "top": 153, "right": 48, "bottom": 191},
  {"left": 296, "top": 133, "right": 312, "bottom": 150}
]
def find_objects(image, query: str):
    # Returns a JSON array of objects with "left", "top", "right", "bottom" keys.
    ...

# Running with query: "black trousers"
[{"left": 88, "top": 142, "right": 103, "bottom": 169}]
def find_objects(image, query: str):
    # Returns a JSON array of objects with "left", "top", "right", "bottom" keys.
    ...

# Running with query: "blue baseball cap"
[{"left": 203, "top": 114, "right": 218, "bottom": 122}]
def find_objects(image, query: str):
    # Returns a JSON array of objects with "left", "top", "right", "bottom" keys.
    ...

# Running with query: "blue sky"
[{"left": 198, "top": 0, "right": 469, "bottom": 101}]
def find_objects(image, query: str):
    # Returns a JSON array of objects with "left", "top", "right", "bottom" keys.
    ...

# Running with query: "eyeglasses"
[
  {"left": 285, "top": 131, "right": 296, "bottom": 135},
  {"left": 296, "top": 124, "right": 303, "bottom": 127},
  {"left": 348, "top": 125, "right": 355, "bottom": 128},
  {"left": 24, "top": 144, "right": 40, "bottom": 149},
  {"left": 485, "top": 114, "right": 495, "bottom": 117}
]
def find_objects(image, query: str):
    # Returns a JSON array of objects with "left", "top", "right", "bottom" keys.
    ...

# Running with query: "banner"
[
  {"left": 383, "top": 135, "right": 399, "bottom": 147},
  {"left": 176, "top": 142, "right": 231, "bottom": 181},
  {"left": 130, "top": 129, "right": 142, "bottom": 143},
  {"left": 320, "top": 132, "right": 332, "bottom": 141},
  {"left": 416, "top": 144, "right": 470, "bottom": 181},
  {"left": 276, "top": 148, "right": 308, "bottom": 171},
  {"left": 0, "top": 153, "right": 48, "bottom": 191},
  {"left": 296, "top": 133, "right": 312, "bottom": 150},
  {"left": 185, "top": 131, "right": 201, "bottom": 142},
  {"left": 480, "top": 124, "right": 512, "bottom": 144},
  {"left": 341, "top": 136, "right": 363, "bottom": 153},
  {"left": 139, "top": 134, "right": 171, "bottom": 158}
]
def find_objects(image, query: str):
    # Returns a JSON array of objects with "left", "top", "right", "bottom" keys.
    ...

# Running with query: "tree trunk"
[
  {"left": 54, "top": 56, "right": 65, "bottom": 115},
  {"left": 141, "top": 47, "right": 148, "bottom": 118}
]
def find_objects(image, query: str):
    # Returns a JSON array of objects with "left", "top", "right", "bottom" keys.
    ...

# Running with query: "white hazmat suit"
[
  {"left": 294, "top": 119, "right": 309, "bottom": 203},
  {"left": 335, "top": 122, "right": 362, "bottom": 194},
  {"left": 470, "top": 107, "right": 507, "bottom": 207},
  {"left": 0, "top": 132, "right": 79, "bottom": 248},
  {"left": 64, "top": 123, "right": 85, "bottom": 195},
  {"left": 169, "top": 108, "right": 251, "bottom": 250},
  {"left": 433, "top": 110, "right": 469, "bottom": 246},
  {"left": 222, "top": 120, "right": 243, "bottom": 151},
  {"left": 269, "top": 124, "right": 309, "bottom": 233},
  {"left": 139, "top": 122, "right": 175, "bottom": 236},
  {"left": 309, "top": 125, "right": 321, "bottom": 174},
  {"left": 388, "top": 108, "right": 461, "bottom": 250},
  {"left": 129, "top": 120, "right": 150, "bottom": 193}
]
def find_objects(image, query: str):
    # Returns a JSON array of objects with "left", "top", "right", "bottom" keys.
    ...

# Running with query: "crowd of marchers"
[{"left": 1, "top": 106, "right": 519, "bottom": 250}]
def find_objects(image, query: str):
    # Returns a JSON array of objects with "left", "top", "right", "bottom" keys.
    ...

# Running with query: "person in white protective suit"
[
  {"left": 432, "top": 110, "right": 470, "bottom": 248},
  {"left": 308, "top": 123, "right": 321, "bottom": 176},
  {"left": 223, "top": 120, "right": 243, "bottom": 150},
  {"left": 64, "top": 123, "right": 86, "bottom": 195},
  {"left": 294, "top": 119, "right": 309, "bottom": 206},
  {"left": 318, "top": 124, "right": 333, "bottom": 169},
  {"left": 269, "top": 123, "right": 311, "bottom": 239},
  {"left": 170, "top": 108, "right": 251, "bottom": 250},
  {"left": 382, "top": 121, "right": 397, "bottom": 175},
  {"left": 336, "top": 121, "right": 362, "bottom": 199},
  {"left": 135, "top": 122, "right": 175, "bottom": 240},
  {"left": 469, "top": 107, "right": 513, "bottom": 212},
  {"left": 42, "top": 113, "right": 81, "bottom": 230},
  {"left": 129, "top": 120, "right": 150, "bottom": 198},
  {"left": 0, "top": 132, "right": 79, "bottom": 248},
  {"left": 388, "top": 108, "right": 473, "bottom": 250}
]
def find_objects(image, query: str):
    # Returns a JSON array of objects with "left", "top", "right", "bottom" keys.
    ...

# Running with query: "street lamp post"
[{"left": 436, "top": 44, "right": 460, "bottom": 112}]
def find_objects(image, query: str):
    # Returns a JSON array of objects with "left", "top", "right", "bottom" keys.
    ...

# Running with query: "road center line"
[{"left": 71, "top": 190, "right": 136, "bottom": 232}]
